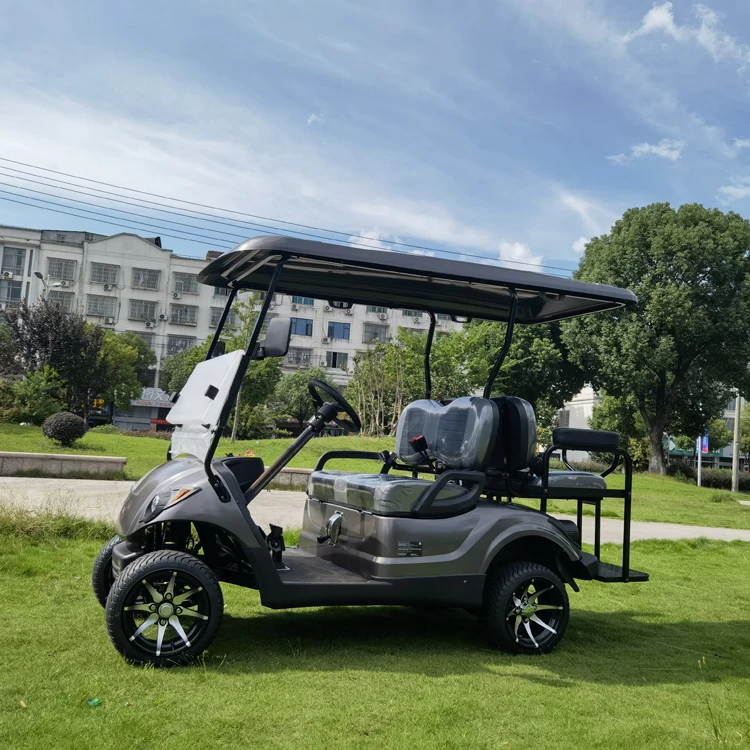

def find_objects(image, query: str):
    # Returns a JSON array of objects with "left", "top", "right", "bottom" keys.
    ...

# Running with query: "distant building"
[{"left": 0, "top": 225, "right": 463, "bottom": 425}]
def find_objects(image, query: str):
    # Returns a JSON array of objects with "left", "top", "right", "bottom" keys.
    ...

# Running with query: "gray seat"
[
  {"left": 308, "top": 471, "right": 470, "bottom": 514},
  {"left": 508, "top": 471, "right": 607, "bottom": 497},
  {"left": 308, "top": 396, "right": 499, "bottom": 515}
]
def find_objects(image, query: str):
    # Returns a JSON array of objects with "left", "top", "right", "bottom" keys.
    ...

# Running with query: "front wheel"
[
  {"left": 105, "top": 550, "right": 223, "bottom": 666},
  {"left": 481, "top": 561, "right": 569, "bottom": 654},
  {"left": 92, "top": 535, "right": 121, "bottom": 608}
]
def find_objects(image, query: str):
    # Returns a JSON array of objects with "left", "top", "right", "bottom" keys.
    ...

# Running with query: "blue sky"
[{"left": 2, "top": 1, "right": 750, "bottom": 275}]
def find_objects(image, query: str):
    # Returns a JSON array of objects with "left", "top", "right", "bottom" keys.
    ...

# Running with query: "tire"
[
  {"left": 481, "top": 561, "right": 569, "bottom": 654},
  {"left": 92, "top": 535, "right": 121, "bottom": 608},
  {"left": 105, "top": 550, "right": 224, "bottom": 667}
]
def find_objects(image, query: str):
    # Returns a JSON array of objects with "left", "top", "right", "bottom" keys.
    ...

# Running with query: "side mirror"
[{"left": 255, "top": 316, "right": 291, "bottom": 359}]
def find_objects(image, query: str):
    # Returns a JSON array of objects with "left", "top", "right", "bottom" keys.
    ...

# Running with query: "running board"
[{"left": 594, "top": 561, "right": 649, "bottom": 583}]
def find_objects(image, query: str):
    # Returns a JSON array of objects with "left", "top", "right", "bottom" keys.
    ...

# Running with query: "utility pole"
[{"left": 732, "top": 390, "right": 742, "bottom": 492}]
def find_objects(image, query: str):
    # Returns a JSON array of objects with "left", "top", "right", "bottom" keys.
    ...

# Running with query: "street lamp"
[{"left": 34, "top": 272, "right": 63, "bottom": 295}]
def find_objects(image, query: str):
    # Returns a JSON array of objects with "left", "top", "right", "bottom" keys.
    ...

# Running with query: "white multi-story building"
[{"left": 0, "top": 225, "right": 463, "bottom": 393}]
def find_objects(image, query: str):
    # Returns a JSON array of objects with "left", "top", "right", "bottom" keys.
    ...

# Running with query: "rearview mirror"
[{"left": 255, "top": 316, "right": 291, "bottom": 359}]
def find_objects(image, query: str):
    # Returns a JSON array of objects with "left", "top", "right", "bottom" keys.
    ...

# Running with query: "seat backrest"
[
  {"left": 395, "top": 397, "right": 500, "bottom": 471},
  {"left": 491, "top": 396, "right": 537, "bottom": 471}
]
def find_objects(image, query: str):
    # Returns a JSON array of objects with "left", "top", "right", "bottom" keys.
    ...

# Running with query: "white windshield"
[{"left": 166, "top": 350, "right": 244, "bottom": 461}]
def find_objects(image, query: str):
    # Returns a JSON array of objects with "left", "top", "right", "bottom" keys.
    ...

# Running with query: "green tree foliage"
[
  {"left": 740, "top": 402, "right": 750, "bottom": 460},
  {"left": 11, "top": 367, "right": 62, "bottom": 425},
  {"left": 589, "top": 393, "right": 650, "bottom": 469},
  {"left": 96, "top": 330, "right": 143, "bottom": 411},
  {"left": 563, "top": 203, "right": 750, "bottom": 474},
  {"left": 272, "top": 367, "right": 332, "bottom": 427},
  {"left": 160, "top": 341, "right": 210, "bottom": 394},
  {"left": 116, "top": 331, "right": 157, "bottom": 387}
]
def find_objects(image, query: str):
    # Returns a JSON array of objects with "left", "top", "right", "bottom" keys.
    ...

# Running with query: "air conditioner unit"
[
  {"left": 291, "top": 303, "right": 298, "bottom": 311},
  {"left": 172, "top": 292, "right": 181, "bottom": 300},
  {"left": 414, "top": 318, "right": 422, "bottom": 324},
  {"left": 378, "top": 313, "right": 387, "bottom": 320},
  {"left": 104, "top": 317, "right": 115, "bottom": 325},
  {"left": 103, "top": 283, "right": 113, "bottom": 291},
  {"left": 58, "top": 280, "right": 69, "bottom": 287},
  {"left": 322, "top": 336, "right": 330, "bottom": 343},
  {"left": 344, "top": 309, "right": 353, "bottom": 316},
  {"left": 159, "top": 313, "right": 168, "bottom": 320},
  {"left": 2, "top": 271, "right": 13, "bottom": 280},
  {"left": 324, "top": 305, "right": 331, "bottom": 312},
  {"left": 145, "top": 320, "right": 156, "bottom": 328}
]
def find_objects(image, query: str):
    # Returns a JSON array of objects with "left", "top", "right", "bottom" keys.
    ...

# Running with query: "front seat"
[
  {"left": 308, "top": 397, "right": 499, "bottom": 516},
  {"left": 493, "top": 396, "right": 607, "bottom": 497}
]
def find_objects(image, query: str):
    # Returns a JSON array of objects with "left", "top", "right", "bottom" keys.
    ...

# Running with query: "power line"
[{"left": 0, "top": 156, "right": 576, "bottom": 276}]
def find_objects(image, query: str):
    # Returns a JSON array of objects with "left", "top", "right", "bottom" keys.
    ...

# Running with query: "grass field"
[
  {"left": 2, "top": 423, "right": 750, "bottom": 530},
  {"left": 1, "top": 521, "right": 749, "bottom": 750}
]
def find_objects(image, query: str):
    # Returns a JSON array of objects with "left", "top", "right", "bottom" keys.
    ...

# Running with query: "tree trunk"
[{"left": 647, "top": 425, "right": 666, "bottom": 474}]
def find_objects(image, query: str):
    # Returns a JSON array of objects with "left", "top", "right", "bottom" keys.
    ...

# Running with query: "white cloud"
[
  {"left": 608, "top": 138, "right": 684, "bottom": 164},
  {"left": 347, "top": 229, "right": 397, "bottom": 252},
  {"left": 558, "top": 190, "right": 617, "bottom": 236},
  {"left": 734, "top": 138, "right": 750, "bottom": 150},
  {"left": 498, "top": 239, "right": 542, "bottom": 271},
  {"left": 306, "top": 112, "right": 323, "bottom": 126},
  {"left": 572, "top": 236, "right": 588, "bottom": 253},
  {"left": 624, "top": 2, "right": 750, "bottom": 72},
  {"left": 717, "top": 176, "right": 750, "bottom": 202}
]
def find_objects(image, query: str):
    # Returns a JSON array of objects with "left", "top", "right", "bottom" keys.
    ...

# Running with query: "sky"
[{"left": 1, "top": 0, "right": 750, "bottom": 275}]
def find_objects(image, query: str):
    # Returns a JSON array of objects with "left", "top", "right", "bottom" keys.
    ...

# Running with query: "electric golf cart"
[{"left": 94, "top": 235, "right": 648, "bottom": 665}]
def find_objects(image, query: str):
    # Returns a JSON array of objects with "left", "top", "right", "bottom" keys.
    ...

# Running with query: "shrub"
[
  {"left": 12, "top": 368, "right": 62, "bottom": 425},
  {"left": 41, "top": 411, "right": 87, "bottom": 446},
  {"left": 666, "top": 463, "right": 750, "bottom": 492},
  {"left": 89, "top": 424, "right": 122, "bottom": 435},
  {"left": 127, "top": 429, "right": 172, "bottom": 440},
  {"left": 549, "top": 458, "right": 611, "bottom": 474}
]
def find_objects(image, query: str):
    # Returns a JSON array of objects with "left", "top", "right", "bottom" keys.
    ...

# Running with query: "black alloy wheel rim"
[
  {"left": 121, "top": 569, "right": 212, "bottom": 659},
  {"left": 504, "top": 576, "right": 565, "bottom": 650}
]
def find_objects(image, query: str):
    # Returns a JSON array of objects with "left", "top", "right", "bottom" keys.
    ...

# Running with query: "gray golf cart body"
[{"left": 113, "top": 235, "right": 646, "bottom": 620}]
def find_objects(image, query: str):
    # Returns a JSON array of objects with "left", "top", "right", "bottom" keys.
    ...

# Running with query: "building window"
[
  {"left": 1, "top": 246, "right": 26, "bottom": 276},
  {"left": 47, "top": 290, "right": 74, "bottom": 311},
  {"left": 436, "top": 313, "right": 451, "bottom": 321},
  {"left": 172, "top": 272, "right": 199, "bottom": 294},
  {"left": 129, "top": 299, "right": 158, "bottom": 321},
  {"left": 724, "top": 417, "right": 735, "bottom": 433},
  {"left": 214, "top": 286, "right": 230, "bottom": 297},
  {"left": 327, "top": 321, "right": 350, "bottom": 340},
  {"left": 363, "top": 323, "right": 388, "bottom": 343},
  {"left": 261, "top": 312, "right": 277, "bottom": 334},
  {"left": 90, "top": 262, "right": 119, "bottom": 285},
  {"left": 292, "top": 296, "right": 315, "bottom": 305},
  {"left": 401, "top": 327, "right": 424, "bottom": 337},
  {"left": 326, "top": 351, "right": 349, "bottom": 369},
  {"left": 132, "top": 268, "right": 161, "bottom": 290},
  {"left": 557, "top": 409, "right": 570, "bottom": 428},
  {"left": 366, "top": 305, "right": 388, "bottom": 314},
  {"left": 291, "top": 317, "right": 313, "bottom": 336},
  {"left": 258, "top": 292, "right": 279, "bottom": 302},
  {"left": 47, "top": 257, "right": 76, "bottom": 280},
  {"left": 86, "top": 294, "right": 116, "bottom": 318},
  {"left": 285, "top": 348, "right": 312, "bottom": 368},
  {"left": 170, "top": 304, "right": 198, "bottom": 325},
  {"left": 0, "top": 279, "right": 23, "bottom": 307},
  {"left": 55, "top": 234, "right": 67, "bottom": 243},
  {"left": 210, "top": 306, "right": 237, "bottom": 328},
  {"left": 167, "top": 335, "right": 196, "bottom": 356},
  {"left": 401, "top": 309, "right": 421, "bottom": 317}
]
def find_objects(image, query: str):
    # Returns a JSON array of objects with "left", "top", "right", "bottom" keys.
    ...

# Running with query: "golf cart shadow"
[{"left": 213, "top": 607, "right": 749, "bottom": 686}]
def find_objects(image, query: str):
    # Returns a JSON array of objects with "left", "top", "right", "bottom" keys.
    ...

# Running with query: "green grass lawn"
[
  {"left": 2, "top": 424, "right": 750, "bottom": 530},
  {"left": 1, "top": 529, "right": 749, "bottom": 749}
]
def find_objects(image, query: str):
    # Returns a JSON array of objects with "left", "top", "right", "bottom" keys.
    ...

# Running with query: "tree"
[
  {"left": 740, "top": 402, "right": 750, "bottom": 460},
  {"left": 563, "top": 203, "right": 750, "bottom": 474},
  {"left": 272, "top": 367, "right": 331, "bottom": 427},
  {"left": 160, "top": 341, "right": 209, "bottom": 394},
  {"left": 95, "top": 330, "right": 143, "bottom": 411},
  {"left": 116, "top": 331, "right": 157, "bottom": 387},
  {"left": 589, "top": 393, "right": 650, "bottom": 469},
  {"left": 11, "top": 366, "right": 62, "bottom": 425}
]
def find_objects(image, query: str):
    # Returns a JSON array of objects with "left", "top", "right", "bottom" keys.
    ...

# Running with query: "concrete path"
[{"left": 3, "top": 477, "right": 750, "bottom": 543}]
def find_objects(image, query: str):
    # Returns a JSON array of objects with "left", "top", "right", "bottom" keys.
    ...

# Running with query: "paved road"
[{"left": 3, "top": 476, "right": 750, "bottom": 543}]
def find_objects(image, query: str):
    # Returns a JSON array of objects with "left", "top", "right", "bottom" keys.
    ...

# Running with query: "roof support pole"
[
  {"left": 482, "top": 291, "right": 518, "bottom": 399},
  {"left": 424, "top": 311, "right": 437, "bottom": 400}
]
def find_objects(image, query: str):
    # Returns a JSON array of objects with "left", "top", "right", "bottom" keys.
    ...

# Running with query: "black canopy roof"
[{"left": 198, "top": 236, "right": 636, "bottom": 324}]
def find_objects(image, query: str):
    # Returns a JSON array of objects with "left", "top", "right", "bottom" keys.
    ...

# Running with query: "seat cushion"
[
  {"left": 509, "top": 470, "right": 607, "bottom": 498},
  {"left": 552, "top": 427, "right": 620, "bottom": 452},
  {"left": 395, "top": 397, "right": 499, "bottom": 470},
  {"left": 308, "top": 470, "right": 469, "bottom": 514}
]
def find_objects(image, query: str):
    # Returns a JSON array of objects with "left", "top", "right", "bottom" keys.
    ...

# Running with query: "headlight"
[{"left": 140, "top": 487, "right": 199, "bottom": 523}]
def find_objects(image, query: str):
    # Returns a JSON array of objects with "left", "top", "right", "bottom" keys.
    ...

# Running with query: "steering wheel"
[{"left": 308, "top": 378, "right": 362, "bottom": 434}]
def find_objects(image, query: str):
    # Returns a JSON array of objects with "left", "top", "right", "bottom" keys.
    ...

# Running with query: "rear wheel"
[
  {"left": 105, "top": 550, "right": 223, "bottom": 667},
  {"left": 92, "top": 535, "right": 121, "bottom": 608},
  {"left": 482, "top": 561, "right": 569, "bottom": 654}
]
